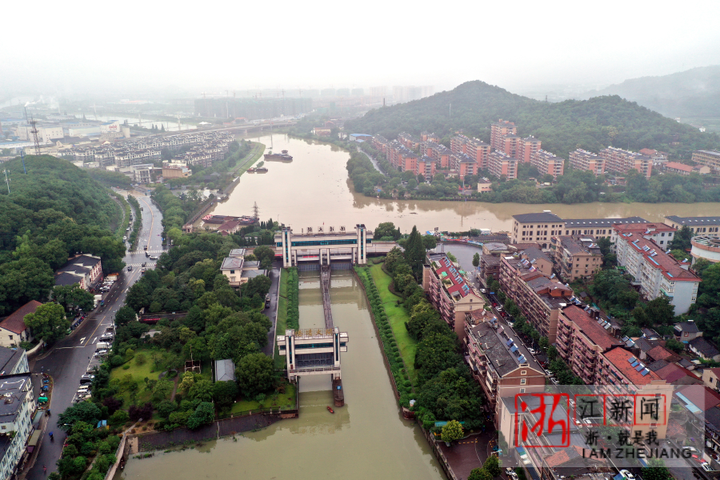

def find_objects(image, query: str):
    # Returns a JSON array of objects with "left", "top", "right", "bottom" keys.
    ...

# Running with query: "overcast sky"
[{"left": 3, "top": 0, "right": 720, "bottom": 98}]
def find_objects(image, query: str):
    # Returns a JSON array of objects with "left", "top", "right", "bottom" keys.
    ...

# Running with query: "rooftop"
[
  {"left": 215, "top": 359, "right": 236, "bottom": 382},
  {"left": 430, "top": 254, "right": 476, "bottom": 300},
  {"left": 664, "top": 161, "right": 693, "bottom": 173},
  {"left": 690, "top": 336, "right": 720, "bottom": 357},
  {"left": 513, "top": 212, "right": 563, "bottom": 224},
  {"left": 620, "top": 235, "right": 700, "bottom": 283},
  {"left": 0, "top": 347, "right": 26, "bottom": 375},
  {"left": 220, "top": 257, "right": 244, "bottom": 270},
  {"left": 666, "top": 215, "right": 720, "bottom": 225},
  {"left": 467, "top": 321, "right": 542, "bottom": 377},
  {"left": 564, "top": 217, "right": 648, "bottom": 227},
  {"left": 613, "top": 222, "right": 675, "bottom": 234},
  {"left": 561, "top": 306, "right": 621, "bottom": 351},
  {"left": 0, "top": 300, "right": 41, "bottom": 334},
  {"left": 674, "top": 321, "right": 700, "bottom": 334},
  {"left": 602, "top": 347, "right": 660, "bottom": 385},
  {"left": 0, "top": 374, "right": 32, "bottom": 424},
  {"left": 556, "top": 236, "right": 601, "bottom": 256}
]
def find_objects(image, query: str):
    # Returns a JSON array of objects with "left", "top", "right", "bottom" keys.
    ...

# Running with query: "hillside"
[
  {"left": 0, "top": 155, "right": 125, "bottom": 315},
  {"left": 345, "top": 81, "right": 720, "bottom": 160},
  {"left": 582, "top": 65, "right": 720, "bottom": 119}
]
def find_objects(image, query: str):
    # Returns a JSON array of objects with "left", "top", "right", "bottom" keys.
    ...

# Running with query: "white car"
[
  {"left": 528, "top": 348, "right": 536, "bottom": 355},
  {"left": 701, "top": 463, "right": 713, "bottom": 472},
  {"left": 619, "top": 469, "right": 635, "bottom": 480}
]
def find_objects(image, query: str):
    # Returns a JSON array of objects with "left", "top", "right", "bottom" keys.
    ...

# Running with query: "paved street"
[
  {"left": 25, "top": 193, "right": 164, "bottom": 480},
  {"left": 261, "top": 261, "right": 281, "bottom": 357}
]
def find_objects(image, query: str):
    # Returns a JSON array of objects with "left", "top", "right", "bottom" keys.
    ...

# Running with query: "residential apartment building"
[
  {"left": 0, "top": 301, "right": 40, "bottom": 348},
  {"left": 132, "top": 163, "right": 154, "bottom": 183},
  {"left": 423, "top": 253, "right": 485, "bottom": 336},
  {"left": 487, "top": 151, "right": 517, "bottom": 180},
  {"left": 0, "top": 347, "right": 29, "bottom": 377},
  {"left": 0, "top": 374, "right": 36, "bottom": 480},
  {"left": 490, "top": 119, "right": 517, "bottom": 151},
  {"left": 598, "top": 347, "right": 662, "bottom": 390},
  {"left": 569, "top": 149, "right": 605, "bottom": 175},
  {"left": 416, "top": 156, "right": 436, "bottom": 181},
  {"left": 423, "top": 141, "right": 451, "bottom": 168},
  {"left": 451, "top": 152, "right": 476, "bottom": 179},
  {"left": 610, "top": 222, "right": 676, "bottom": 249},
  {"left": 692, "top": 150, "right": 720, "bottom": 172},
  {"left": 518, "top": 136, "right": 541, "bottom": 163},
  {"left": 663, "top": 162, "right": 694, "bottom": 176},
  {"left": 511, "top": 212, "right": 650, "bottom": 245},
  {"left": 550, "top": 236, "right": 602, "bottom": 282},
  {"left": 501, "top": 135, "right": 522, "bottom": 158},
  {"left": 466, "top": 139, "right": 491, "bottom": 170},
  {"left": 556, "top": 305, "right": 623, "bottom": 385},
  {"left": 54, "top": 254, "right": 103, "bottom": 291},
  {"left": 398, "top": 132, "right": 420, "bottom": 150},
  {"left": 665, "top": 216, "right": 720, "bottom": 237},
  {"left": 614, "top": 225, "right": 700, "bottom": 315},
  {"left": 499, "top": 254, "right": 573, "bottom": 343},
  {"left": 371, "top": 135, "right": 389, "bottom": 155},
  {"left": 530, "top": 150, "right": 564, "bottom": 179},
  {"left": 465, "top": 318, "right": 545, "bottom": 425},
  {"left": 599, "top": 146, "right": 653, "bottom": 178},
  {"left": 639, "top": 148, "right": 668, "bottom": 165}
]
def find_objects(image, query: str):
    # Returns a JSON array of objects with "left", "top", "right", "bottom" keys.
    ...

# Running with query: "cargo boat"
[{"left": 264, "top": 149, "right": 293, "bottom": 161}]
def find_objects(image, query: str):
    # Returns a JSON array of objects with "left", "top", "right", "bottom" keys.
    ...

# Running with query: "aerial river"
[
  {"left": 209, "top": 134, "right": 720, "bottom": 234},
  {"left": 118, "top": 271, "right": 443, "bottom": 479}
]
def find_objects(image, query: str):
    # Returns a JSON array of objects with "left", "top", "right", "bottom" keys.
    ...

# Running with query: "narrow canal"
[{"left": 117, "top": 270, "right": 443, "bottom": 479}]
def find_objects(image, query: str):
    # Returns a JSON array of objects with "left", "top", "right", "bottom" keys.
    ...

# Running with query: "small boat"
[
  {"left": 327, "top": 406, "right": 334, "bottom": 414},
  {"left": 264, "top": 149, "right": 293, "bottom": 161}
]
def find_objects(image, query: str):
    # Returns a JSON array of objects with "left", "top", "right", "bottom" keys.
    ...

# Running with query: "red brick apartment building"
[
  {"left": 487, "top": 151, "right": 518, "bottom": 180},
  {"left": 556, "top": 305, "right": 623, "bottom": 384},
  {"left": 423, "top": 253, "right": 485, "bottom": 336},
  {"left": 451, "top": 134, "right": 491, "bottom": 170},
  {"left": 451, "top": 152, "right": 476, "bottom": 179},
  {"left": 465, "top": 318, "right": 545, "bottom": 425},
  {"left": 530, "top": 150, "right": 564, "bottom": 179},
  {"left": 599, "top": 146, "right": 653, "bottom": 178},
  {"left": 372, "top": 135, "right": 389, "bottom": 155},
  {"left": 398, "top": 132, "right": 420, "bottom": 150},
  {"left": 499, "top": 252, "right": 573, "bottom": 343},
  {"left": 424, "top": 141, "right": 451, "bottom": 168},
  {"left": 491, "top": 119, "right": 517, "bottom": 151},
  {"left": 569, "top": 149, "right": 606, "bottom": 175},
  {"left": 501, "top": 135, "right": 522, "bottom": 158},
  {"left": 416, "top": 156, "right": 436, "bottom": 180},
  {"left": 519, "top": 136, "right": 541, "bottom": 163}
]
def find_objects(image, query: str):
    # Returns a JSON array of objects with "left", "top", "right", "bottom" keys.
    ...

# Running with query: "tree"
[
  {"left": 51, "top": 284, "right": 95, "bottom": 314},
  {"left": 236, "top": 353, "right": 275, "bottom": 397},
  {"left": 187, "top": 402, "right": 215, "bottom": 430},
  {"left": 23, "top": 302, "right": 69, "bottom": 343},
  {"left": 422, "top": 235, "right": 437, "bottom": 251},
  {"left": 252, "top": 245, "right": 275, "bottom": 269},
  {"left": 58, "top": 402, "right": 101, "bottom": 432},
  {"left": 641, "top": 459, "right": 673, "bottom": 480},
  {"left": 441, "top": 419, "right": 464, "bottom": 444},
  {"left": 665, "top": 338, "right": 685, "bottom": 353},
  {"left": 484, "top": 455, "right": 502, "bottom": 477},
  {"left": 114, "top": 306, "right": 136, "bottom": 327},
  {"left": 375, "top": 222, "right": 401, "bottom": 241},
  {"left": 213, "top": 381, "right": 239, "bottom": 408},
  {"left": 468, "top": 468, "right": 493, "bottom": 480},
  {"left": 188, "top": 379, "right": 214, "bottom": 402},
  {"left": 472, "top": 252, "right": 480, "bottom": 268},
  {"left": 404, "top": 226, "right": 426, "bottom": 280},
  {"left": 670, "top": 226, "right": 693, "bottom": 251}
]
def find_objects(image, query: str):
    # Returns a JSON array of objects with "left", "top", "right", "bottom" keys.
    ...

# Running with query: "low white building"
[
  {"left": 0, "top": 375, "right": 35, "bottom": 480},
  {"left": 0, "top": 301, "right": 40, "bottom": 348}
]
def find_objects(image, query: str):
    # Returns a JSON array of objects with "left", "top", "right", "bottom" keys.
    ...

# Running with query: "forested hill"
[
  {"left": 0, "top": 155, "right": 125, "bottom": 315},
  {"left": 581, "top": 65, "right": 720, "bottom": 119},
  {"left": 345, "top": 81, "right": 719, "bottom": 160}
]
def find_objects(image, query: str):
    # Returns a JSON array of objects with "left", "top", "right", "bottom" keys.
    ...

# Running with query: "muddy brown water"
[{"left": 117, "top": 271, "right": 443, "bottom": 479}]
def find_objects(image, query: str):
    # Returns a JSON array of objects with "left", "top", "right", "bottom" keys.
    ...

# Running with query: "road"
[
  {"left": 25, "top": 192, "right": 164, "bottom": 480},
  {"left": 261, "top": 261, "right": 281, "bottom": 357}
]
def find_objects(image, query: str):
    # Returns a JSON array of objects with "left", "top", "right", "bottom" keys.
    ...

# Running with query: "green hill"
[
  {"left": 0, "top": 155, "right": 125, "bottom": 315},
  {"left": 345, "top": 81, "right": 720, "bottom": 160},
  {"left": 582, "top": 65, "right": 720, "bottom": 119}
]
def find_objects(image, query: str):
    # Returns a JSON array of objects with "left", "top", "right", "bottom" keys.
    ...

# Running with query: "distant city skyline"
[{"left": 1, "top": 0, "right": 719, "bottom": 99}]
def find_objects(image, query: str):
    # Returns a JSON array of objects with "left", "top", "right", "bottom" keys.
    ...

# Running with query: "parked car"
[
  {"left": 619, "top": 470, "right": 635, "bottom": 480},
  {"left": 528, "top": 348, "right": 536, "bottom": 355},
  {"left": 702, "top": 463, "right": 713, "bottom": 472}
]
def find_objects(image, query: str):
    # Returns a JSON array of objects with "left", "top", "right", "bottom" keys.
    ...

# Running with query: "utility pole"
[
  {"left": 3, "top": 169, "right": 10, "bottom": 194},
  {"left": 29, "top": 117, "right": 41, "bottom": 155}
]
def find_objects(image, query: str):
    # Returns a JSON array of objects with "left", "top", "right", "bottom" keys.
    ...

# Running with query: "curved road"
[{"left": 26, "top": 192, "right": 164, "bottom": 480}]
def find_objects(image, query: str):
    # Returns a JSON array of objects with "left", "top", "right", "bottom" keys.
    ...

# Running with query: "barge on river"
[{"left": 264, "top": 149, "right": 293, "bottom": 161}]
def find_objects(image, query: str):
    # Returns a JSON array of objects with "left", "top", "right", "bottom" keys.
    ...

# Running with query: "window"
[
  {"left": 521, "top": 370, "right": 527, "bottom": 375},
  {"left": 520, "top": 388, "right": 526, "bottom": 393},
  {"left": 520, "top": 378, "right": 527, "bottom": 385},
  {"left": 8, "top": 335, "right": 12, "bottom": 340},
  {"left": 230, "top": 270, "right": 235, "bottom": 274}
]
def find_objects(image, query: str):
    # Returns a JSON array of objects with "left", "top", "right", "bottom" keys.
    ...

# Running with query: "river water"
[
  {"left": 209, "top": 134, "right": 720, "bottom": 234},
  {"left": 118, "top": 271, "right": 443, "bottom": 480}
]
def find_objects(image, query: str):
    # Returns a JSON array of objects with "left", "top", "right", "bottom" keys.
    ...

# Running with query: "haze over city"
[{"left": 3, "top": 0, "right": 720, "bottom": 97}]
